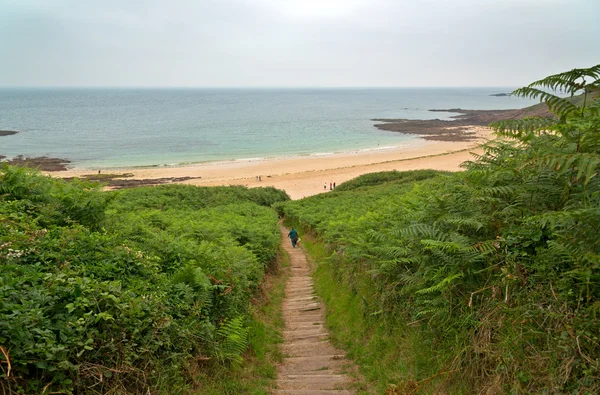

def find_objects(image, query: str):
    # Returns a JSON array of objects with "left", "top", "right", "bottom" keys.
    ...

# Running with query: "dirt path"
[{"left": 275, "top": 227, "right": 355, "bottom": 394}]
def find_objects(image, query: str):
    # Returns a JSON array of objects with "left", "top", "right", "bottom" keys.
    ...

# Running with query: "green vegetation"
[
  {"left": 193, "top": 243, "right": 289, "bottom": 394},
  {"left": 278, "top": 65, "right": 600, "bottom": 393},
  {"left": 2, "top": 64, "right": 599, "bottom": 394},
  {"left": 332, "top": 169, "right": 445, "bottom": 192},
  {"left": 0, "top": 170, "right": 289, "bottom": 394}
]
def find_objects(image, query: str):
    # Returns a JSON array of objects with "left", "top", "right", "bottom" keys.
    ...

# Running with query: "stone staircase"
[{"left": 275, "top": 227, "right": 355, "bottom": 395}]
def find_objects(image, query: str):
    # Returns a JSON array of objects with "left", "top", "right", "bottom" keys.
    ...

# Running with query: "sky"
[{"left": 0, "top": 0, "right": 598, "bottom": 87}]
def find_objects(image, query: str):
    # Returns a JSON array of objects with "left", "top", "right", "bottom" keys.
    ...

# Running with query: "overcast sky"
[{"left": 1, "top": 0, "right": 598, "bottom": 87}]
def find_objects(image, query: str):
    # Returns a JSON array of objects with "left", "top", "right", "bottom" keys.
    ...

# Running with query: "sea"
[{"left": 0, "top": 88, "right": 537, "bottom": 169}]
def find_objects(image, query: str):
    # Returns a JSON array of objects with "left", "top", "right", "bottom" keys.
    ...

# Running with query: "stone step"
[
  {"left": 286, "top": 323, "right": 324, "bottom": 331},
  {"left": 283, "top": 327, "right": 328, "bottom": 335},
  {"left": 286, "top": 288, "right": 316, "bottom": 294},
  {"left": 286, "top": 292, "right": 316, "bottom": 297},
  {"left": 284, "top": 311, "right": 322, "bottom": 318},
  {"left": 275, "top": 390, "right": 354, "bottom": 395},
  {"left": 283, "top": 299, "right": 319, "bottom": 304},
  {"left": 283, "top": 303, "right": 321, "bottom": 311},
  {"left": 281, "top": 304, "right": 321, "bottom": 309},
  {"left": 276, "top": 375, "right": 350, "bottom": 390},
  {"left": 287, "top": 283, "right": 314, "bottom": 288},
  {"left": 283, "top": 333, "right": 329, "bottom": 344},
  {"left": 284, "top": 319, "right": 324, "bottom": 325},
  {"left": 286, "top": 289, "right": 315, "bottom": 294},
  {"left": 283, "top": 355, "right": 347, "bottom": 365},
  {"left": 279, "top": 362, "right": 346, "bottom": 375},
  {"left": 281, "top": 344, "right": 341, "bottom": 358},
  {"left": 283, "top": 330, "right": 329, "bottom": 342},
  {"left": 286, "top": 296, "right": 318, "bottom": 302},
  {"left": 283, "top": 312, "right": 322, "bottom": 317},
  {"left": 284, "top": 314, "right": 323, "bottom": 322}
]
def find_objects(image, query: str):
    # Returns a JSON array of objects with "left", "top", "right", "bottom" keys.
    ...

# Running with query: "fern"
[
  {"left": 545, "top": 240, "right": 579, "bottom": 266},
  {"left": 479, "top": 186, "right": 517, "bottom": 199},
  {"left": 421, "top": 239, "right": 463, "bottom": 254},
  {"left": 215, "top": 316, "right": 249, "bottom": 364},
  {"left": 440, "top": 216, "right": 485, "bottom": 232},
  {"left": 492, "top": 117, "right": 558, "bottom": 141},
  {"left": 513, "top": 65, "right": 600, "bottom": 119},
  {"left": 399, "top": 224, "right": 448, "bottom": 241},
  {"left": 513, "top": 87, "right": 579, "bottom": 117}
]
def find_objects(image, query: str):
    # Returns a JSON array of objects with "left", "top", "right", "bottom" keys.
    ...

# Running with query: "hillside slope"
[{"left": 278, "top": 66, "right": 600, "bottom": 393}]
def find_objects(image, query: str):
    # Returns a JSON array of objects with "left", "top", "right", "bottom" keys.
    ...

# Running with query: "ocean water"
[{"left": 0, "top": 88, "right": 536, "bottom": 169}]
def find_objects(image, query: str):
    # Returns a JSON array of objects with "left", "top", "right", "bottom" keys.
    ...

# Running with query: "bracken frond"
[
  {"left": 216, "top": 316, "right": 249, "bottom": 364},
  {"left": 399, "top": 224, "right": 448, "bottom": 241},
  {"left": 491, "top": 117, "right": 558, "bottom": 141},
  {"left": 440, "top": 217, "right": 485, "bottom": 232},
  {"left": 512, "top": 87, "right": 579, "bottom": 118},
  {"left": 415, "top": 273, "right": 464, "bottom": 295},
  {"left": 546, "top": 240, "right": 579, "bottom": 266},
  {"left": 523, "top": 65, "right": 600, "bottom": 95}
]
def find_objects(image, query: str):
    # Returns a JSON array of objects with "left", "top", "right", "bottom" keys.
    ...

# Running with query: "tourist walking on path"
[{"left": 288, "top": 227, "right": 299, "bottom": 248}]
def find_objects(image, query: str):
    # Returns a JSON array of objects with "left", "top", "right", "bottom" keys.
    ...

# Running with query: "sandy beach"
[{"left": 48, "top": 127, "right": 491, "bottom": 200}]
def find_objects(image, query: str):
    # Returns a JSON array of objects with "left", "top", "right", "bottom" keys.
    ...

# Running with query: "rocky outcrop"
[
  {"left": 1, "top": 156, "right": 71, "bottom": 171},
  {"left": 372, "top": 103, "right": 551, "bottom": 142}
]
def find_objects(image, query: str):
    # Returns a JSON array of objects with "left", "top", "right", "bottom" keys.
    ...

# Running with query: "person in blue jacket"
[{"left": 288, "top": 227, "right": 299, "bottom": 248}]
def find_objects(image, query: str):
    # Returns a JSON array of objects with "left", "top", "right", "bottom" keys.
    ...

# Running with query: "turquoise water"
[{"left": 0, "top": 88, "right": 536, "bottom": 169}]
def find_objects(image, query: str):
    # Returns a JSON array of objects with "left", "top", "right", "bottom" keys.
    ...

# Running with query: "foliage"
[
  {"left": 280, "top": 65, "right": 600, "bottom": 393},
  {"left": 0, "top": 174, "right": 288, "bottom": 393},
  {"left": 0, "top": 165, "right": 111, "bottom": 230},
  {"left": 332, "top": 169, "right": 444, "bottom": 192},
  {"left": 109, "top": 183, "right": 289, "bottom": 212}
]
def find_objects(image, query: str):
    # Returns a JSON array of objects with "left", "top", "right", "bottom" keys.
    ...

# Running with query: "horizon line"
[{"left": 0, "top": 85, "right": 519, "bottom": 90}]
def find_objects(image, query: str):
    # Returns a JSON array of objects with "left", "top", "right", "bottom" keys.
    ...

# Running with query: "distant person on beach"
[
  {"left": 324, "top": 183, "right": 326, "bottom": 190},
  {"left": 288, "top": 227, "right": 299, "bottom": 248},
  {"left": 333, "top": 182, "right": 336, "bottom": 189},
  {"left": 330, "top": 182, "right": 332, "bottom": 190}
]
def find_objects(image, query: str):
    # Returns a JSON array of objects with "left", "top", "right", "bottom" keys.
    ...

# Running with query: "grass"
[
  {"left": 298, "top": 228, "right": 469, "bottom": 394},
  {"left": 189, "top": 247, "right": 290, "bottom": 394}
]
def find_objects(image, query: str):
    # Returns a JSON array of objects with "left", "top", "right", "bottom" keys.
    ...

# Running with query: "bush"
[{"left": 0, "top": 172, "right": 286, "bottom": 393}]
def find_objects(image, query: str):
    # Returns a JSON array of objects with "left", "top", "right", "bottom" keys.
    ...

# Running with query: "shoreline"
[
  {"left": 46, "top": 126, "right": 492, "bottom": 199},
  {"left": 67, "top": 139, "right": 430, "bottom": 172}
]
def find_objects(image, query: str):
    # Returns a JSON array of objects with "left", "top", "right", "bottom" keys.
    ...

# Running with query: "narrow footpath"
[{"left": 275, "top": 227, "right": 355, "bottom": 395}]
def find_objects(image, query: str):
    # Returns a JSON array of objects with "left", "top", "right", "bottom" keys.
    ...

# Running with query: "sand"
[{"left": 48, "top": 127, "right": 491, "bottom": 200}]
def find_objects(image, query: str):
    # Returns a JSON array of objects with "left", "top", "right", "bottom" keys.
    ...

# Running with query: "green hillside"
[
  {"left": 0, "top": 170, "right": 289, "bottom": 393},
  {"left": 277, "top": 65, "right": 600, "bottom": 393}
]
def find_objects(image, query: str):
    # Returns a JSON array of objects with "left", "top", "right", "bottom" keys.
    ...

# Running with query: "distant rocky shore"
[
  {"left": 1, "top": 129, "right": 74, "bottom": 171},
  {"left": 62, "top": 173, "right": 202, "bottom": 189},
  {"left": 0, "top": 155, "right": 72, "bottom": 171},
  {"left": 373, "top": 104, "right": 549, "bottom": 141}
]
